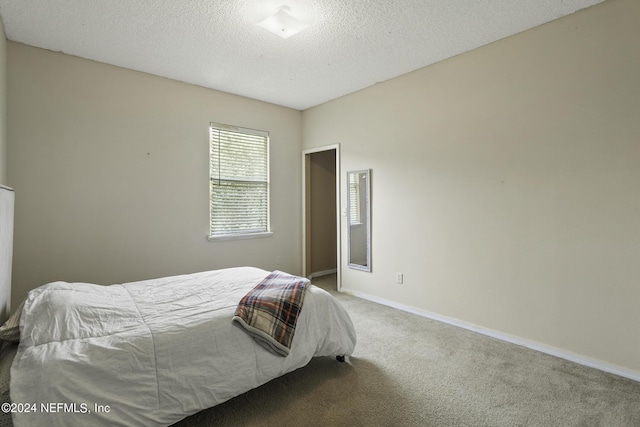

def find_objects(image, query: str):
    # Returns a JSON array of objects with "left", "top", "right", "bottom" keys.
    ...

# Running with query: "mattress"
[{"left": 9, "top": 267, "right": 356, "bottom": 426}]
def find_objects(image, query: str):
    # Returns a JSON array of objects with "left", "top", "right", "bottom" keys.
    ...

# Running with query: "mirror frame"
[{"left": 346, "top": 169, "right": 371, "bottom": 272}]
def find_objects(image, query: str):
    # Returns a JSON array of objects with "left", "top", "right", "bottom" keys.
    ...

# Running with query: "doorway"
[{"left": 302, "top": 145, "right": 340, "bottom": 291}]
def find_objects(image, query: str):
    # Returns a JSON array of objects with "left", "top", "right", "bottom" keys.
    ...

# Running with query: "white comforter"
[{"left": 10, "top": 267, "right": 356, "bottom": 427}]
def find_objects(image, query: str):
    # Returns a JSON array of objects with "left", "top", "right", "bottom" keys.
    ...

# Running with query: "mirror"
[{"left": 347, "top": 169, "right": 371, "bottom": 272}]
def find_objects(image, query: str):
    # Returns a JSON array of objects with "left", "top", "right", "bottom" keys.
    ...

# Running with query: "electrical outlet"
[{"left": 396, "top": 273, "right": 403, "bottom": 284}]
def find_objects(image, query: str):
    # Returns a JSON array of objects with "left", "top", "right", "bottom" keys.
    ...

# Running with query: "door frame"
[{"left": 302, "top": 144, "right": 341, "bottom": 290}]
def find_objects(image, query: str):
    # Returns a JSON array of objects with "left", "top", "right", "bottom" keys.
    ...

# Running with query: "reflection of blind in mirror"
[{"left": 348, "top": 173, "right": 360, "bottom": 224}]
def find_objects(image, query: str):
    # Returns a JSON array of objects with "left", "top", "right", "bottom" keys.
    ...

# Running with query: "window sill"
[{"left": 206, "top": 231, "right": 274, "bottom": 242}]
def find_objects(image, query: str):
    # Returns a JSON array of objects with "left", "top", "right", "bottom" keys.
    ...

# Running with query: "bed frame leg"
[{"left": 336, "top": 355, "right": 345, "bottom": 363}]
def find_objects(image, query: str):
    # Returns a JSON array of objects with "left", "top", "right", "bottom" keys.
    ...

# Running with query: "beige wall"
[
  {"left": 303, "top": 0, "right": 640, "bottom": 374},
  {"left": 8, "top": 43, "right": 303, "bottom": 307}
]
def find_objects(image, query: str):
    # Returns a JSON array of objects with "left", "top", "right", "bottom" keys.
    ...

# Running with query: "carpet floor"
[{"left": 173, "top": 274, "right": 640, "bottom": 427}]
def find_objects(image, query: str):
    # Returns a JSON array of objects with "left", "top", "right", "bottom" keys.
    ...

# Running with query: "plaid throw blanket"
[{"left": 233, "top": 271, "right": 309, "bottom": 357}]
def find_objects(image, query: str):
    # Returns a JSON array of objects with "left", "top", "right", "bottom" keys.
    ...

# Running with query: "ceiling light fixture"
[{"left": 257, "top": 6, "right": 309, "bottom": 39}]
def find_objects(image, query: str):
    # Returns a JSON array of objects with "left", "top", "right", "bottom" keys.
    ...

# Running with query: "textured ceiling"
[{"left": 0, "top": 0, "right": 605, "bottom": 110}]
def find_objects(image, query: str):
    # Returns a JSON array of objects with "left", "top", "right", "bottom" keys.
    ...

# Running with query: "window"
[
  {"left": 209, "top": 123, "right": 271, "bottom": 239},
  {"left": 348, "top": 172, "right": 361, "bottom": 225}
]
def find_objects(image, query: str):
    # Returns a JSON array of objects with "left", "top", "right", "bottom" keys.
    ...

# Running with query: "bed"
[{"left": 0, "top": 267, "right": 356, "bottom": 427}]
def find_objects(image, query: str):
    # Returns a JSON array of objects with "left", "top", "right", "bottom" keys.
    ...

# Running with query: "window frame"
[{"left": 207, "top": 122, "right": 273, "bottom": 241}]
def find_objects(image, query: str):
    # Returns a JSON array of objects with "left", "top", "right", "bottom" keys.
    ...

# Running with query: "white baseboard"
[
  {"left": 341, "top": 288, "right": 640, "bottom": 383},
  {"left": 308, "top": 269, "right": 337, "bottom": 280}
]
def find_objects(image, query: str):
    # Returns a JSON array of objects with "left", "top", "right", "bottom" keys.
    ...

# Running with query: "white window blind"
[
  {"left": 209, "top": 123, "right": 270, "bottom": 237},
  {"left": 348, "top": 172, "right": 360, "bottom": 224}
]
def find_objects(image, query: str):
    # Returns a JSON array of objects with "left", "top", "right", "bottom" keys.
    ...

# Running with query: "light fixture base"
[{"left": 257, "top": 6, "right": 309, "bottom": 39}]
